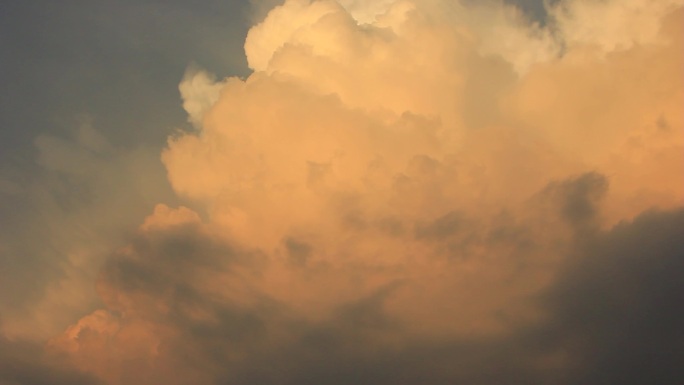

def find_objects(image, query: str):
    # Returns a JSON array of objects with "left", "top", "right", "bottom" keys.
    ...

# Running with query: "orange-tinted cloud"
[{"left": 38, "top": 1, "right": 684, "bottom": 384}]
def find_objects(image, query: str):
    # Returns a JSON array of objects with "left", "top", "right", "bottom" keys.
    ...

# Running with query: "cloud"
[
  {"left": 10, "top": 0, "right": 683, "bottom": 384},
  {"left": 0, "top": 336, "right": 100, "bottom": 385},
  {"left": 47, "top": 189, "right": 684, "bottom": 385},
  {"left": 337, "top": 0, "right": 399, "bottom": 24},
  {"left": 179, "top": 66, "right": 229, "bottom": 129},
  {"left": 245, "top": 0, "right": 346, "bottom": 71},
  {"left": 543, "top": 208, "right": 684, "bottom": 385},
  {"left": 0, "top": 118, "right": 176, "bottom": 341},
  {"left": 550, "top": 0, "right": 684, "bottom": 53}
]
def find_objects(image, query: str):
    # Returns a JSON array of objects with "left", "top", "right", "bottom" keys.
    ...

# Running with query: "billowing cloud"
[{"left": 3, "top": 0, "right": 682, "bottom": 384}]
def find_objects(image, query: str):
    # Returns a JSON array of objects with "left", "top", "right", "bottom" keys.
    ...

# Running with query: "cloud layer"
[{"left": 3, "top": 0, "right": 682, "bottom": 384}]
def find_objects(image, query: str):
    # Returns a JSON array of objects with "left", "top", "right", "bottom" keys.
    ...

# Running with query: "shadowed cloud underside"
[{"left": 1, "top": 0, "right": 683, "bottom": 384}]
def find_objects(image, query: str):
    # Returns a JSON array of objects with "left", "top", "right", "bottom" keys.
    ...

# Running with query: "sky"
[{"left": 0, "top": 0, "right": 682, "bottom": 384}]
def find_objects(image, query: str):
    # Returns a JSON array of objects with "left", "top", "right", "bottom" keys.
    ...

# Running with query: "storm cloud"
[{"left": 1, "top": 0, "right": 683, "bottom": 384}]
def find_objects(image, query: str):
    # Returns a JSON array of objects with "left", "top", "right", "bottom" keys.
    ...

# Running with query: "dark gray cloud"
[
  {"left": 504, "top": 0, "right": 550, "bottom": 23},
  {"left": 0, "top": 336, "right": 100, "bottom": 385},
  {"left": 462, "top": 0, "right": 551, "bottom": 24},
  {"left": 49, "top": 172, "right": 684, "bottom": 385},
  {"left": 543, "top": 207, "right": 684, "bottom": 385},
  {"left": 534, "top": 172, "right": 609, "bottom": 240},
  {"left": 226, "top": 192, "right": 684, "bottom": 385}
]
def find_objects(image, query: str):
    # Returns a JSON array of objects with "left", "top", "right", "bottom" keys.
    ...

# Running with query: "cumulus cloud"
[
  {"left": 45, "top": 182, "right": 684, "bottom": 385},
  {"left": 550, "top": 0, "right": 684, "bottom": 53},
  {"left": 179, "top": 67, "right": 229, "bottom": 129},
  {"left": 337, "top": 0, "right": 399, "bottom": 24},
  {"left": 17, "top": 0, "right": 684, "bottom": 384}
]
